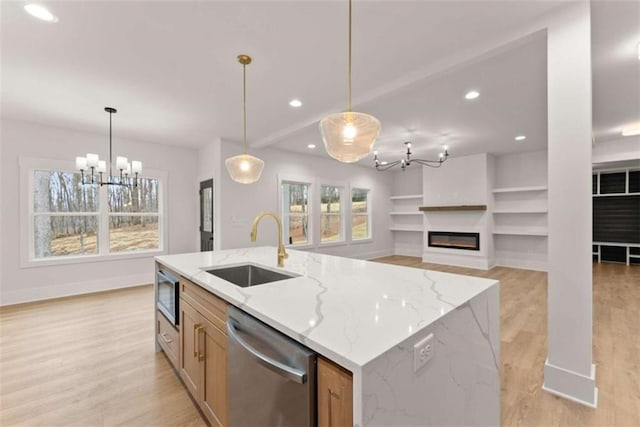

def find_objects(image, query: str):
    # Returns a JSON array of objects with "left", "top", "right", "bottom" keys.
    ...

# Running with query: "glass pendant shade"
[
  {"left": 320, "top": 111, "right": 381, "bottom": 163},
  {"left": 225, "top": 153, "right": 264, "bottom": 184}
]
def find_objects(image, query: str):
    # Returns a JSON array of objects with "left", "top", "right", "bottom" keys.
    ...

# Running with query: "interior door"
[{"left": 200, "top": 179, "right": 214, "bottom": 251}]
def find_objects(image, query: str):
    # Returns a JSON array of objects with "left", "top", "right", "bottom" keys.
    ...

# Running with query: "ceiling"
[{"left": 1, "top": 1, "right": 638, "bottom": 165}]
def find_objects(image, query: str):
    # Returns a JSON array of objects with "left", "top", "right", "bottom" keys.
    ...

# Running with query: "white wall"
[
  {"left": 494, "top": 149, "right": 548, "bottom": 188},
  {"left": 592, "top": 136, "right": 640, "bottom": 165},
  {"left": 0, "top": 119, "right": 199, "bottom": 305},
  {"left": 218, "top": 140, "right": 395, "bottom": 260},
  {"left": 423, "top": 153, "right": 489, "bottom": 206}
]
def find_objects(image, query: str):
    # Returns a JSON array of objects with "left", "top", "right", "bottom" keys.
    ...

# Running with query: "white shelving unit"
[
  {"left": 492, "top": 186, "right": 548, "bottom": 237},
  {"left": 492, "top": 186, "right": 548, "bottom": 194},
  {"left": 389, "top": 194, "right": 423, "bottom": 233}
]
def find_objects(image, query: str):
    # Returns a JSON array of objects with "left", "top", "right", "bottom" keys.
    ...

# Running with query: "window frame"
[
  {"left": 277, "top": 174, "right": 315, "bottom": 249},
  {"left": 350, "top": 186, "right": 373, "bottom": 243},
  {"left": 20, "top": 157, "right": 168, "bottom": 268},
  {"left": 318, "top": 181, "right": 346, "bottom": 246}
]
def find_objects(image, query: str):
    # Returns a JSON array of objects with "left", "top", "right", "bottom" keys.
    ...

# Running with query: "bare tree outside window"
[
  {"left": 33, "top": 170, "right": 99, "bottom": 257},
  {"left": 351, "top": 188, "right": 370, "bottom": 240},
  {"left": 320, "top": 185, "right": 343, "bottom": 242},
  {"left": 281, "top": 182, "right": 309, "bottom": 245}
]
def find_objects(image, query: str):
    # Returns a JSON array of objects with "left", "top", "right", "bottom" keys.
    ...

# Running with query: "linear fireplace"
[{"left": 428, "top": 231, "right": 480, "bottom": 251}]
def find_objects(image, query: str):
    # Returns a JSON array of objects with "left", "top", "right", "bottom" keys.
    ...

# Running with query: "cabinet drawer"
[
  {"left": 181, "top": 278, "right": 228, "bottom": 331},
  {"left": 157, "top": 310, "right": 178, "bottom": 368}
]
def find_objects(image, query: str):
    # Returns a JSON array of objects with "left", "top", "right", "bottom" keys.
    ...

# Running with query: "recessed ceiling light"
[
  {"left": 621, "top": 123, "right": 640, "bottom": 137},
  {"left": 515, "top": 135, "right": 526, "bottom": 141},
  {"left": 24, "top": 4, "right": 59, "bottom": 22},
  {"left": 465, "top": 90, "right": 480, "bottom": 100},
  {"left": 307, "top": 144, "right": 316, "bottom": 149},
  {"left": 289, "top": 99, "right": 302, "bottom": 108},
  {"left": 380, "top": 161, "right": 388, "bottom": 165}
]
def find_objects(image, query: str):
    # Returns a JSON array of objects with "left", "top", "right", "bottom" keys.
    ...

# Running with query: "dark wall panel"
[{"left": 593, "top": 195, "right": 640, "bottom": 243}]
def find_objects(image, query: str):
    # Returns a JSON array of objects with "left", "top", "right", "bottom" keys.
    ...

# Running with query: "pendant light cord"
[
  {"left": 243, "top": 62, "right": 247, "bottom": 154},
  {"left": 347, "top": 0, "right": 352, "bottom": 112}
]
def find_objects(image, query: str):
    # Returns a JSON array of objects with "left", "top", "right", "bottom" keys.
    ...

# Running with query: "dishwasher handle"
[{"left": 227, "top": 319, "right": 308, "bottom": 384}]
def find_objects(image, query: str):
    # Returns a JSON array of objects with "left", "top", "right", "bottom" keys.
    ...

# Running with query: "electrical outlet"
[{"left": 413, "top": 333, "right": 434, "bottom": 372}]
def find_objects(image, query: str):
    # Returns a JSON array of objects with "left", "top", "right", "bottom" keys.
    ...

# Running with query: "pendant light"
[
  {"left": 319, "top": 0, "right": 381, "bottom": 163},
  {"left": 225, "top": 54, "right": 265, "bottom": 184}
]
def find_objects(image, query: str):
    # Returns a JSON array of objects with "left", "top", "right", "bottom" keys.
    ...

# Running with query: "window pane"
[
  {"left": 109, "top": 216, "right": 159, "bottom": 252},
  {"left": 282, "top": 182, "right": 309, "bottom": 246},
  {"left": 286, "top": 214, "right": 308, "bottom": 245},
  {"left": 320, "top": 214, "right": 342, "bottom": 242},
  {"left": 109, "top": 178, "right": 159, "bottom": 213},
  {"left": 35, "top": 215, "right": 98, "bottom": 257},
  {"left": 351, "top": 189, "right": 368, "bottom": 213},
  {"left": 34, "top": 170, "right": 99, "bottom": 213},
  {"left": 320, "top": 186, "right": 341, "bottom": 213},
  {"left": 282, "top": 183, "right": 308, "bottom": 214},
  {"left": 352, "top": 214, "right": 369, "bottom": 240}
]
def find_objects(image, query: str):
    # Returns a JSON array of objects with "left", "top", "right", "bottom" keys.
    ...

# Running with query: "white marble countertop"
[{"left": 156, "top": 246, "right": 498, "bottom": 372}]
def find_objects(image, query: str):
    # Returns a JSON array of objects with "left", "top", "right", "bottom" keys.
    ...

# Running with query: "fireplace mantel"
[{"left": 419, "top": 205, "right": 487, "bottom": 212}]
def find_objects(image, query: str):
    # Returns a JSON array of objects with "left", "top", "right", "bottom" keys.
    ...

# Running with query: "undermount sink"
[{"left": 204, "top": 263, "right": 298, "bottom": 288}]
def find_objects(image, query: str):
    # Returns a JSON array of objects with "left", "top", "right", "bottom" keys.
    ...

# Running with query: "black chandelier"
[
  {"left": 75, "top": 107, "right": 142, "bottom": 188},
  {"left": 374, "top": 141, "right": 449, "bottom": 171}
]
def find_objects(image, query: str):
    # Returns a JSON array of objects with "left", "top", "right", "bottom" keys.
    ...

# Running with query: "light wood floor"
[{"left": 0, "top": 261, "right": 638, "bottom": 426}]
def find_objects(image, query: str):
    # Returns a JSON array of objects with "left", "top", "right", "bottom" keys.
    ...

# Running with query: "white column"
[{"left": 544, "top": 1, "right": 597, "bottom": 407}]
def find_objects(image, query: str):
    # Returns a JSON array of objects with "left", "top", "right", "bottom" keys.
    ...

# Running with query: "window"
[
  {"left": 108, "top": 179, "right": 160, "bottom": 252},
  {"left": 25, "top": 158, "right": 165, "bottom": 264},
  {"left": 33, "top": 170, "right": 100, "bottom": 258},
  {"left": 281, "top": 181, "right": 310, "bottom": 246},
  {"left": 320, "top": 185, "right": 344, "bottom": 243},
  {"left": 351, "top": 188, "right": 371, "bottom": 240}
]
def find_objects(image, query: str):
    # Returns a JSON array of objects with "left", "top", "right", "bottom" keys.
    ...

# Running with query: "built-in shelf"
[
  {"left": 493, "top": 208, "right": 547, "bottom": 214},
  {"left": 492, "top": 186, "right": 548, "bottom": 193},
  {"left": 390, "top": 212, "right": 423, "bottom": 216},
  {"left": 389, "top": 227, "right": 424, "bottom": 232},
  {"left": 493, "top": 228, "right": 548, "bottom": 236},
  {"left": 419, "top": 205, "right": 487, "bottom": 212},
  {"left": 389, "top": 194, "right": 423, "bottom": 200}
]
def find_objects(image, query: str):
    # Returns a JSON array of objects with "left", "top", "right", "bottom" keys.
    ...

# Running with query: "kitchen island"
[{"left": 156, "top": 246, "right": 499, "bottom": 426}]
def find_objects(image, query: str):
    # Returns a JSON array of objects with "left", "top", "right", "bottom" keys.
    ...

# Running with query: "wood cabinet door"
[
  {"left": 199, "top": 315, "right": 228, "bottom": 427},
  {"left": 318, "top": 357, "right": 353, "bottom": 427},
  {"left": 179, "top": 300, "right": 202, "bottom": 400}
]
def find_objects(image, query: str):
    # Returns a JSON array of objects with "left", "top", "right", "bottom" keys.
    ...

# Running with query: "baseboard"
[
  {"left": 0, "top": 273, "right": 153, "bottom": 306},
  {"left": 543, "top": 359, "right": 598, "bottom": 408},
  {"left": 495, "top": 257, "right": 548, "bottom": 272}
]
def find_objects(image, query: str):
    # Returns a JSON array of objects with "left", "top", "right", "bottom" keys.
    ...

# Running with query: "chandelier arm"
[{"left": 375, "top": 160, "right": 404, "bottom": 171}]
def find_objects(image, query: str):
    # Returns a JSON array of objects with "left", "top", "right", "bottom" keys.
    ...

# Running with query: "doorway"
[{"left": 200, "top": 179, "right": 214, "bottom": 251}]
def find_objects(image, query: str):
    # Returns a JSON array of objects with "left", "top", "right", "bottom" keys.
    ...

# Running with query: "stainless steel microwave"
[{"left": 157, "top": 270, "right": 179, "bottom": 326}]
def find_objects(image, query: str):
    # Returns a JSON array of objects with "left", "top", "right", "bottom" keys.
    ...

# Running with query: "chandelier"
[
  {"left": 224, "top": 54, "right": 265, "bottom": 184},
  {"left": 75, "top": 107, "right": 142, "bottom": 187},
  {"left": 319, "top": 0, "right": 381, "bottom": 163},
  {"left": 374, "top": 142, "right": 450, "bottom": 171}
]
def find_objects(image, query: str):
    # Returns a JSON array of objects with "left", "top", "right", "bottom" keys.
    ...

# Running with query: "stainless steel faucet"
[{"left": 250, "top": 211, "right": 288, "bottom": 267}]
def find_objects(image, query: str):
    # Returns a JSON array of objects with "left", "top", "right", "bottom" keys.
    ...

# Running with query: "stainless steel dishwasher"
[{"left": 226, "top": 306, "right": 317, "bottom": 426}]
